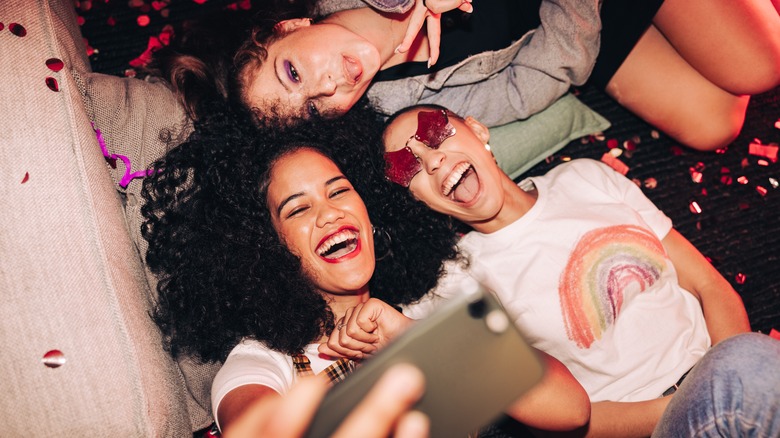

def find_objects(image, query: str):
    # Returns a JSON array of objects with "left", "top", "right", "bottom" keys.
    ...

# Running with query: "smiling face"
[
  {"left": 383, "top": 108, "right": 508, "bottom": 229},
  {"left": 267, "top": 147, "right": 375, "bottom": 297},
  {"left": 242, "top": 20, "right": 380, "bottom": 120}
]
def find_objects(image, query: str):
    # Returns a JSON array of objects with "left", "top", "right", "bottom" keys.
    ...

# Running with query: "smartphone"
[{"left": 305, "top": 286, "right": 545, "bottom": 438}]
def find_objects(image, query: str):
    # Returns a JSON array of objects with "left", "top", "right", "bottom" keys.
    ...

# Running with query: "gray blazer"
[{"left": 316, "top": 0, "right": 602, "bottom": 127}]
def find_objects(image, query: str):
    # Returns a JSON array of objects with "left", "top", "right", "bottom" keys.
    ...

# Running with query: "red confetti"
[
  {"left": 193, "top": 0, "right": 208, "bottom": 4},
  {"left": 741, "top": 158, "right": 750, "bottom": 168},
  {"left": 735, "top": 272, "right": 747, "bottom": 285},
  {"left": 226, "top": 0, "right": 252, "bottom": 10},
  {"left": 21, "top": 172, "right": 29, "bottom": 184},
  {"left": 715, "top": 147, "right": 728, "bottom": 154},
  {"left": 720, "top": 175, "right": 733, "bottom": 185},
  {"left": 107, "top": 16, "right": 116, "bottom": 26},
  {"left": 9, "top": 23, "right": 26, "bottom": 37},
  {"left": 606, "top": 138, "right": 618, "bottom": 149},
  {"left": 45, "top": 58, "right": 64, "bottom": 72},
  {"left": 737, "top": 176, "right": 749, "bottom": 185},
  {"left": 129, "top": 35, "right": 165, "bottom": 68},
  {"left": 756, "top": 186, "right": 768, "bottom": 197},
  {"left": 670, "top": 145, "right": 684, "bottom": 156},
  {"left": 738, "top": 201, "right": 750, "bottom": 210},
  {"left": 151, "top": 0, "right": 169, "bottom": 10},
  {"left": 600, "top": 152, "right": 629, "bottom": 175},
  {"left": 748, "top": 141, "right": 778, "bottom": 163},
  {"left": 137, "top": 15, "right": 151, "bottom": 27},
  {"left": 770, "top": 329, "right": 780, "bottom": 340},
  {"left": 689, "top": 200, "right": 702, "bottom": 214},
  {"left": 623, "top": 139, "right": 637, "bottom": 151},
  {"left": 77, "top": 16, "right": 86, "bottom": 26},
  {"left": 45, "top": 77, "right": 59, "bottom": 92}
]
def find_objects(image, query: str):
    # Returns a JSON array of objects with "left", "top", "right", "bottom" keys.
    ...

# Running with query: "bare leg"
[{"left": 605, "top": 0, "right": 780, "bottom": 151}]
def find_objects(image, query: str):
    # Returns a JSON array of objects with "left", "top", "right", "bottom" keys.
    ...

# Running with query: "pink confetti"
[
  {"left": 770, "top": 329, "right": 780, "bottom": 340},
  {"left": 9, "top": 23, "right": 26, "bottom": 37},
  {"left": 137, "top": 15, "right": 151, "bottom": 27},
  {"left": 21, "top": 172, "right": 29, "bottom": 184},
  {"left": 756, "top": 186, "right": 768, "bottom": 197},
  {"left": 735, "top": 273, "right": 746, "bottom": 285},
  {"left": 193, "top": 0, "right": 208, "bottom": 4},
  {"left": 737, "top": 176, "right": 749, "bottom": 185},
  {"left": 748, "top": 141, "right": 778, "bottom": 163},
  {"left": 643, "top": 178, "right": 657, "bottom": 189},
  {"left": 45, "top": 58, "right": 64, "bottom": 72},
  {"left": 774, "top": 119, "right": 780, "bottom": 130},
  {"left": 226, "top": 0, "right": 252, "bottom": 10},
  {"left": 600, "top": 152, "right": 629, "bottom": 175},
  {"left": 45, "top": 77, "right": 59, "bottom": 92},
  {"left": 689, "top": 200, "right": 702, "bottom": 214},
  {"left": 689, "top": 169, "right": 703, "bottom": 184}
]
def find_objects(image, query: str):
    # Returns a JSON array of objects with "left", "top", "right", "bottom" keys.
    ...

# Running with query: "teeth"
[
  {"left": 317, "top": 229, "right": 359, "bottom": 256},
  {"left": 442, "top": 162, "right": 471, "bottom": 196}
]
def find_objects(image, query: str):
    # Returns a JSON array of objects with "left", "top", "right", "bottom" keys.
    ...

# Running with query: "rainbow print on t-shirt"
[{"left": 559, "top": 224, "right": 667, "bottom": 348}]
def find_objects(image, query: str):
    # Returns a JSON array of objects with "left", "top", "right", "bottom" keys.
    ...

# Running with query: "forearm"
[
  {"left": 662, "top": 229, "right": 750, "bottom": 344},
  {"left": 505, "top": 352, "right": 590, "bottom": 431}
]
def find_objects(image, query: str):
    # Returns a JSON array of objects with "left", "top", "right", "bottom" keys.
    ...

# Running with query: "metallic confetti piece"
[
  {"left": 721, "top": 166, "right": 731, "bottom": 174},
  {"left": 756, "top": 186, "right": 768, "bottom": 197},
  {"left": 45, "top": 58, "right": 64, "bottom": 72},
  {"left": 701, "top": 188, "right": 708, "bottom": 196},
  {"left": 650, "top": 130, "right": 660, "bottom": 139},
  {"left": 9, "top": 23, "right": 26, "bottom": 37},
  {"left": 738, "top": 201, "right": 750, "bottom": 210},
  {"left": 631, "top": 135, "right": 642, "bottom": 145},
  {"left": 748, "top": 141, "right": 778, "bottom": 163},
  {"left": 715, "top": 147, "right": 728, "bottom": 154},
  {"left": 45, "top": 77, "right": 59, "bottom": 92},
  {"left": 594, "top": 132, "right": 605, "bottom": 142},
  {"left": 770, "top": 329, "right": 780, "bottom": 340},
  {"left": 737, "top": 176, "right": 749, "bottom": 185},
  {"left": 545, "top": 155, "right": 555, "bottom": 164},
  {"left": 623, "top": 139, "right": 637, "bottom": 151},
  {"left": 720, "top": 175, "right": 733, "bottom": 185},
  {"left": 770, "top": 177, "right": 779, "bottom": 189},
  {"left": 107, "top": 16, "right": 116, "bottom": 26},
  {"left": 775, "top": 119, "right": 780, "bottom": 130},
  {"left": 137, "top": 15, "right": 151, "bottom": 27},
  {"left": 609, "top": 148, "right": 623, "bottom": 158},
  {"left": 670, "top": 145, "right": 683, "bottom": 156},
  {"left": 741, "top": 158, "right": 750, "bottom": 168},
  {"left": 758, "top": 159, "right": 769, "bottom": 166},
  {"left": 689, "top": 200, "right": 702, "bottom": 214},
  {"left": 560, "top": 155, "right": 572, "bottom": 162},
  {"left": 606, "top": 138, "right": 618, "bottom": 149},
  {"left": 693, "top": 162, "right": 705, "bottom": 172},
  {"left": 735, "top": 273, "right": 746, "bottom": 285},
  {"left": 643, "top": 177, "right": 657, "bottom": 189},
  {"left": 600, "top": 152, "right": 629, "bottom": 175},
  {"left": 42, "top": 350, "right": 66, "bottom": 368},
  {"left": 689, "top": 169, "right": 703, "bottom": 184},
  {"left": 21, "top": 172, "right": 29, "bottom": 184}
]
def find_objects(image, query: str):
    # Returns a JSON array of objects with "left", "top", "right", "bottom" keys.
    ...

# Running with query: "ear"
[
  {"left": 273, "top": 18, "right": 313, "bottom": 34},
  {"left": 464, "top": 116, "right": 490, "bottom": 144}
]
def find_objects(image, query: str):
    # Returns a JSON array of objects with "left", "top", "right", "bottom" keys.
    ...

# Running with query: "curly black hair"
[{"left": 141, "top": 102, "right": 460, "bottom": 363}]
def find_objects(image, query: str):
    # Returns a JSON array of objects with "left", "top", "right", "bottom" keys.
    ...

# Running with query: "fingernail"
[
  {"left": 427, "top": 59, "right": 432, "bottom": 69},
  {"left": 394, "top": 45, "right": 402, "bottom": 54}
]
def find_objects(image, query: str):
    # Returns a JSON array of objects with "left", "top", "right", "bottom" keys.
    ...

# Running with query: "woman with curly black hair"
[{"left": 140, "top": 103, "right": 463, "bottom": 434}]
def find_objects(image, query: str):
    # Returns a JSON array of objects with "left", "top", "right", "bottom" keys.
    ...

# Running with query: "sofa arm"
[{"left": 0, "top": 1, "right": 191, "bottom": 435}]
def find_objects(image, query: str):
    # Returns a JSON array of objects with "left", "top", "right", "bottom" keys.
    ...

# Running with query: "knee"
[
  {"left": 725, "top": 56, "right": 780, "bottom": 95},
  {"left": 675, "top": 108, "right": 746, "bottom": 152}
]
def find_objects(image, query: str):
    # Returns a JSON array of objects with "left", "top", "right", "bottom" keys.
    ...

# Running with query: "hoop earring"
[{"left": 372, "top": 225, "right": 393, "bottom": 261}]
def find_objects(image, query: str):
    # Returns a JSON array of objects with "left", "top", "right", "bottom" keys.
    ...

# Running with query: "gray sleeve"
[
  {"left": 315, "top": 0, "right": 414, "bottom": 15},
  {"left": 421, "top": 0, "right": 602, "bottom": 126}
]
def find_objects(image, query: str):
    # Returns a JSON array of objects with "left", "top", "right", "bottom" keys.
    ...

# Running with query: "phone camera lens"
[{"left": 467, "top": 298, "right": 486, "bottom": 318}]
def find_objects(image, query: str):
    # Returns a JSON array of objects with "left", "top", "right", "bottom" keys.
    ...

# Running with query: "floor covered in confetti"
[{"left": 77, "top": 0, "right": 780, "bottom": 335}]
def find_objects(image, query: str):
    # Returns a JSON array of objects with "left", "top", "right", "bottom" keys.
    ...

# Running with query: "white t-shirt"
[
  {"left": 404, "top": 159, "right": 710, "bottom": 402},
  {"left": 211, "top": 341, "right": 336, "bottom": 430}
]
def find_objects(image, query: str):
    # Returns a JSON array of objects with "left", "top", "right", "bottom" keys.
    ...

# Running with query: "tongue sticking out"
[{"left": 451, "top": 167, "right": 479, "bottom": 203}]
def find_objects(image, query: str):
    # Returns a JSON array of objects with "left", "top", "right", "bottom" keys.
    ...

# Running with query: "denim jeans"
[{"left": 653, "top": 333, "right": 780, "bottom": 437}]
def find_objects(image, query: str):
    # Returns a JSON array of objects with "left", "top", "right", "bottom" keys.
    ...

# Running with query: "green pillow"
[{"left": 488, "top": 93, "right": 610, "bottom": 180}]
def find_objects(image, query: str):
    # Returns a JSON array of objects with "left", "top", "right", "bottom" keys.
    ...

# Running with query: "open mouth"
[
  {"left": 316, "top": 227, "right": 360, "bottom": 261},
  {"left": 343, "top": 56, "right": 363, "bottom": 85},
  {"left": 442, "top": 162, "right": 480, "bottom": 203}
]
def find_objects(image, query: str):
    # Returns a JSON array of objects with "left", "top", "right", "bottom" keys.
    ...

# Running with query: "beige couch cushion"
[{"left": 0, "top": 0, "right": 191, "bottom": 435}]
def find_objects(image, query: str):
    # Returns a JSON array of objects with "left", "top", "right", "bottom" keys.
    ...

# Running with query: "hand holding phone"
[{"left": 306, "top": 287, "right": 545, "bottom": 438}]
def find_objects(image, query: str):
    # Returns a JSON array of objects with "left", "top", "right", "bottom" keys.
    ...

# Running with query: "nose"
[
  {"left": 316, "top": 201, "right": 345, "bottom": 228},
  {"left": 309, "top": 73, "right": 337, "bottom": 98},
  {"left": 412, "top": 144, "right": 445, "bottom": 174}
]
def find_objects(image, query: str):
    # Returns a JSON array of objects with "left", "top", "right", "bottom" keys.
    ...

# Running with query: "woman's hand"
[
  {"left": 319, "top": 298, "right": 415, "bottom": 359},
  {"left": 396, "top": 0, "right": 474, "bottom": 67},
  {"left": 222, "top": 364, "right": 428, "bottom": 438}
]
